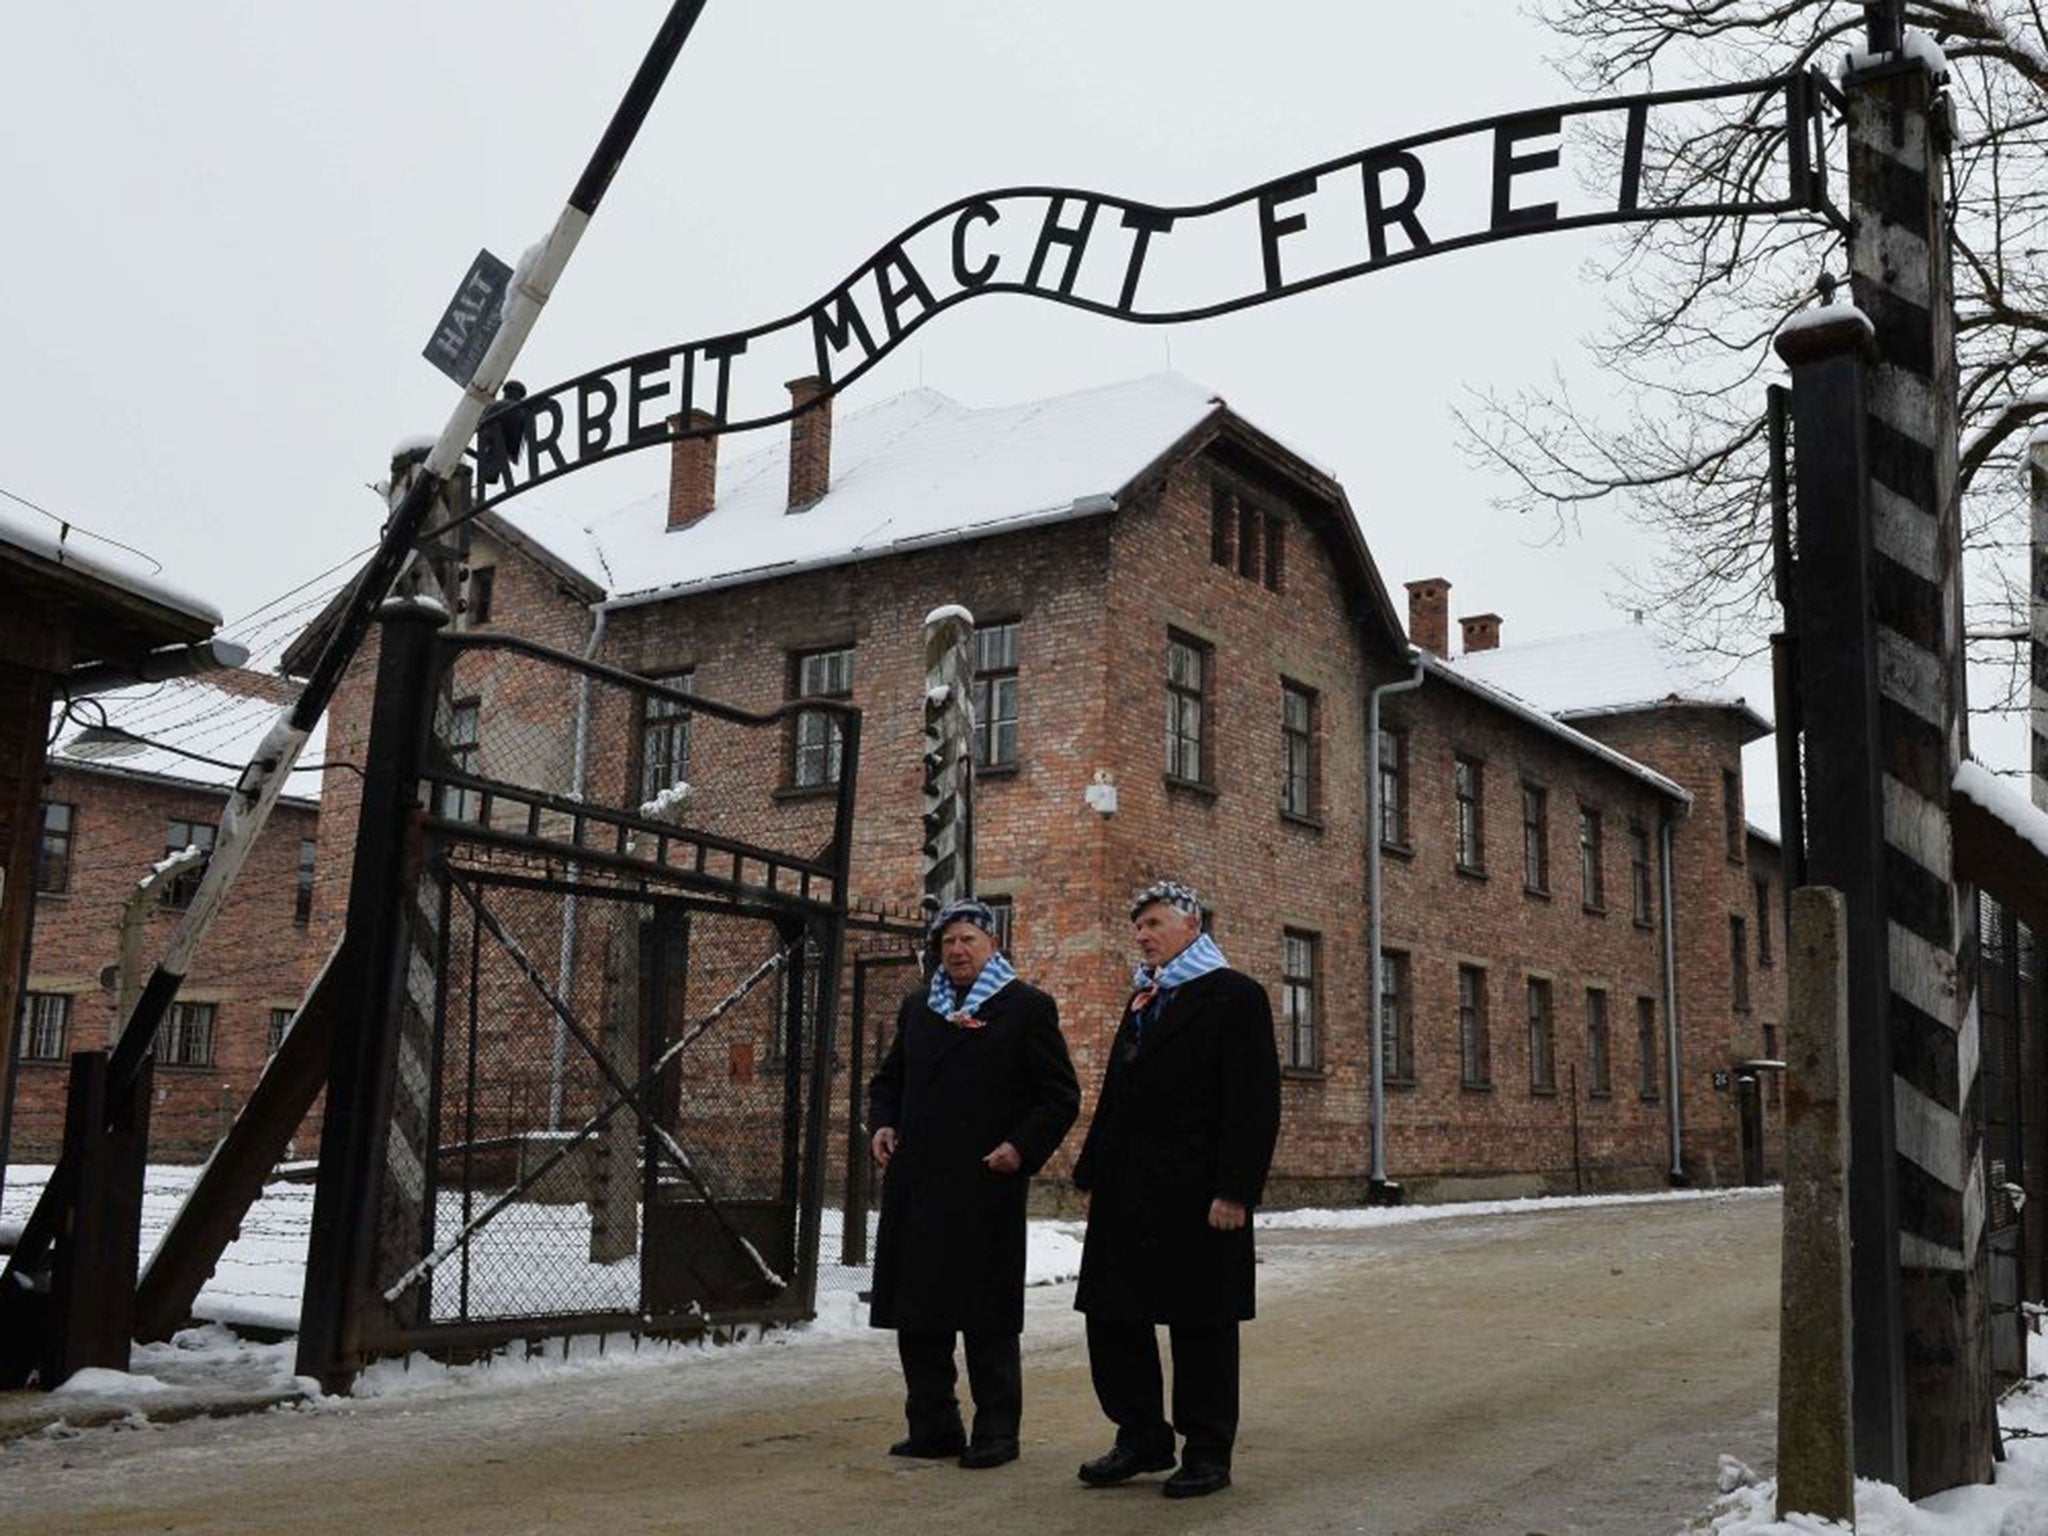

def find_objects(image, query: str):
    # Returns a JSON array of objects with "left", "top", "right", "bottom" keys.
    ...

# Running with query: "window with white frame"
[{"left": 19, "top": 993, "right": 69, "bottom": 1062}]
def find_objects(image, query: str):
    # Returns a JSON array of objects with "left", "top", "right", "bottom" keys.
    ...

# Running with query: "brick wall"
[
  {"left": 306, "top": 437, "right": 1785, "bottom": 1206},
  {"left": 18, "top": 766, "right": 323, "bottom": 1160},
  {"left": 1372, "top": 678, "right": 1676, "bottom": 1200},
  {"left": 1572, "top": 709, "right": 1786, "bottom": 1185}
]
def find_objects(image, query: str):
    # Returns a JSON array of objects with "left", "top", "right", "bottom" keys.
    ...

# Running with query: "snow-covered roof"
[
  {"left": 50, "top": 673, "right": 324, "bottom": 804},
  {"left": 1955, "top": 758, "right": 2048, "bottom": 863},
  {"left": 494, "top": 374, "right": 1226, "bottom": 608},
  {"left": 0, "top": 504, "right": 221, "bottom": 629},
  {"left": 1419, "top": 654, "right": 1691, "bottom": 806},
  {"left": 1446, "top": 626, "right": 1773, "bottom": 740}
]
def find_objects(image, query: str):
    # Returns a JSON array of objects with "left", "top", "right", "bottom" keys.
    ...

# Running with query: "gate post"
[
  {"left": 297, "top": 598, "right": 447, "bottom": 1392},
  {"left": 1774, "top": 301, "right": 1907, "bottom": 1482},
  {"left": 1776, "top": 886, "right": 1856, "bottom": 1526},
  {"left": 1844, "top": 38, "right": 1995, "bottom": 1493}
]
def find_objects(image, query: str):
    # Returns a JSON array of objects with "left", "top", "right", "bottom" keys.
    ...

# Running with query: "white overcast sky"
[{"left": 10, "top": 1, "right": 2018, "bottom": 799}]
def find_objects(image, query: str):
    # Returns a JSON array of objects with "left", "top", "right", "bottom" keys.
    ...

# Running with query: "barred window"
[
  {"left": 792, "top": 647, "right": 853, "bottom": 789},
  {"left": 466, "top": 564, "right": 496, "bottom": 626},
  {"left": 1454, "top": 755, "right": 1485, "bottom": 872},
  {"left": 269, "top": 1007, "right": 295, "bottom": 1056},
  {"left": 1637, "top": 997, "right": 1660, "bottom": 1099},
  {"left": 37, "top": 802, "right": 75, "bottom": 895},
  {"left": 1580, "top": 806, "right": 1605, "bottom": 911},
  {"left": 160, "top": 820, "right": 217, "bottom": 909},
  {"left": 1281, "top": 681, "right": 1317, "bottom": 819},
  {"left": 1521, "top": 782, "right": 1549, "bottom": 894},
  {"left": 1281, "top": 930, "right": 1318, "bottom": 1070},
  {"left": 1731, "top": 915, "right": 1750, "bottom": 1010},
  {"left": 1527, "top": 978, "right": 1556, "bottom": 1093},
  {"left": 446, "top": 697, "right": 482, "bottom": 822},
  {"left": 295, "top": 838, "right": 317, "bottom": 925},
  {"left": 1379, "top": 949, "right": 1413, "bottom": 1084},
  {"left": 1587, "top": 989, "right": 1612, "bottom": 1097},
  {"left": 1458, "top": 965, "right": 1491, "bottom": 1088},
  {"left": 973, "top": 622, "right": 1020, "bottom": 770},
  {"left": 164, "top": 1001, "right": 216, "bottom": 1068},
  {"left": 19, "top": 992, "right": 69, "bottom": 1062},
  {"left": 641, "top": 670, "right": 696, "bottom": 804},
  {"left": 1166, "top": 634, "right": 1211, "bottom": 785},
  {"left": 1377, "top": 729, "right": 1409, "bottom": 847},
  {"left": 1755, "top": 878, "right": 1774, "bottom": 967},
  {"left": 1630, "top": 821, "right": 1654, "bottom": 927}
]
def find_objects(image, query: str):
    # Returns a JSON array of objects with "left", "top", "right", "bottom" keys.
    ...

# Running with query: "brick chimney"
[
  {"left": 1404, "top": 578, "right": 1450, "bottom": 655},
  {"left": 666, "top": 409, "right": 718, "bottom": 531},
  {"left": 786, "top": 376, "right": 833, "bottom": 510},
  {"left": 1459, "top": 613, "right": 1503, "bottom": 653}
]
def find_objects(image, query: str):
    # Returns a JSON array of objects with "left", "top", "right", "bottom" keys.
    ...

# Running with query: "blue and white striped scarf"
[
  {"left": 927, "top": 952, "right": 1017, "bottom": 1028},
  {"left": 1130, "top": 932, "right": 1230, "bottom": 1008}
]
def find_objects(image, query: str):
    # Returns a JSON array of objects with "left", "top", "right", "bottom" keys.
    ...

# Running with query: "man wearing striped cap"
[
  {"left": 1072, "top": 880, "right": 1282, "bottom": 1499},
  {"left": 867, "top": 897, "right": 1079, "bottom": 1470}
]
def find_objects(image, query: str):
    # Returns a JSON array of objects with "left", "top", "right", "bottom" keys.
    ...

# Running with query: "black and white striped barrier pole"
[
  {"left": 921, "top": 605, "right": 978, "bottom": 922},
  {"left": 1844, "top": 24, "right": 1994, "bottom": 1495}
]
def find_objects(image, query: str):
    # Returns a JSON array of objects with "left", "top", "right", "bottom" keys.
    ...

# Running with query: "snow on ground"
[
  {"left": 1693, "top": 1333, "right": 2048, "bottom": 1533},
  {"left": 19, "top": 1168, "right": 2048, "bottom": 1534}
]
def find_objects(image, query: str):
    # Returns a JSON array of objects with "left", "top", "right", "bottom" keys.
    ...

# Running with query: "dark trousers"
[
  {"left": 897, "top": 1328, "right": 1022, "bottom": 1445},
  {"left": 1084, "top": 1316, "right": 1240, "bottom": 1469}
]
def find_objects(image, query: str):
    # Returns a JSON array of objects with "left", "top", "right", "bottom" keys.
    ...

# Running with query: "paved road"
[{"left": 0, "top": 1191, "right": 1779, "bottom": 1536}]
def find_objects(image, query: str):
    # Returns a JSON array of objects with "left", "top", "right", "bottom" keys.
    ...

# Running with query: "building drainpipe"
[
  {"left": 1367, "top": 649, "right": 1427, "bottom": 1201},
  {"left": 550, "top": 600, "right": 610, "bottom": 1129},
  {"left": 1659, "top": 808, "right": 1686, "bottom": 1183}
]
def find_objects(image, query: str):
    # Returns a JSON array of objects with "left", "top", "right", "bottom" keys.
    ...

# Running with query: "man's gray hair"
[{"left": 1128, "top": 880, "right": 1201, "bottom": 921}]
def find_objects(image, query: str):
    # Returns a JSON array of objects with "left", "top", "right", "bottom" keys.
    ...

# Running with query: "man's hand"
[
  {"left": 870, "top": 1127, "right": 898, "bottom": 1169},
  {"left": 983, "top": 1141, "right": 1022, "bottom": 1174},
  {"left": 1207, "top": 1197, "right": 1247, "bottom": 1231}
]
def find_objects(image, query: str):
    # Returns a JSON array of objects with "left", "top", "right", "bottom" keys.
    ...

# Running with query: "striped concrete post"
[
  {"left": 921, "top": 605, "right": 977, "bottom": 921},
  {"left": 1845, "top": 46, "right": 1996, "bottom": 1493}
]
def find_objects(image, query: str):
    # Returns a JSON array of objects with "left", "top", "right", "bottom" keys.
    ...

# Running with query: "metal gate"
[
  {"left": 1980, "top": 894, "right": 2025, "bottom": 1389},
  {"left": 299, "top": 612, "right": 857, "bottom": 1380}
]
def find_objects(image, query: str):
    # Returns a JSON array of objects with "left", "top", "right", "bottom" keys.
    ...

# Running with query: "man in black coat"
[
  {"left": 1072, "top": 880, "right": 1282, "bottom": 1499},
  {"left": 868, "top": 898, "right": 1079, "bottom": 1470}
]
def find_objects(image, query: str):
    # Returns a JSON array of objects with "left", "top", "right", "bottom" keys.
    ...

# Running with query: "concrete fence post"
[{"left": 1777, "top": 884, "right": 1856, "bottom": 1525}]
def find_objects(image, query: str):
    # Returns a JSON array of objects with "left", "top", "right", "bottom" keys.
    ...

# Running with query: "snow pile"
[
  {"left": 1690, "top": 1331, "right": 2048, "bottom": 1534},
  {"left": 1262, "top": 1184, "right": 1771, "bottom": 1231},
  {"left": 638, "top": 779, "right": 692, "bottom": 822}
]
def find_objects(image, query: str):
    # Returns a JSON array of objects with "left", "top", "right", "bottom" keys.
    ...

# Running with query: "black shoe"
[
  {"left": 890, "top": 1434, "right": 967, "bottom": 1458},
  {"left": 958, "top": 1439, "right": 1019, "bottom": 1469},
  {"left": 1078, "top": 1444, "right": 1176, "bottom": 1485},
  {"left": 1162, "top": 1464, "right": 1232, "bottom": 1499}
]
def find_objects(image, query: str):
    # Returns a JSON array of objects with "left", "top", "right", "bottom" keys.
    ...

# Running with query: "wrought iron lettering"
[{"left": 465, "top": 71, "right": 1839, "bottom": 514}]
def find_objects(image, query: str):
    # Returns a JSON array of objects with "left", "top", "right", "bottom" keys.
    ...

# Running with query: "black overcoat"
[
  {"left": 1072, "top": 967, "right": 1281, "bottom": 1324},
  {"left": 867, "top": 979, "right": 1079, "bottom": 1334}
]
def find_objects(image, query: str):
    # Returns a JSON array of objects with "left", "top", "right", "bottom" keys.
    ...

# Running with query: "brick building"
[
  {"left": 1, "top": 514, "right": 224, "bottom": 1181},
  {"left": 304, "top": 373, "right": 1787, "bottom": 1203},
  {"left": 12, "top": 669, "right": 325, "bottom": 1160}
]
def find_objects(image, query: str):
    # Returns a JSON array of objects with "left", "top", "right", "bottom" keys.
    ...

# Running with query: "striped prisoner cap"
[
  {"left": 1128, "top": 880, "right": 1201, "bottom": 921},
  {"left": 928, "top": 897, "right": 1000, "bottom": 939}
]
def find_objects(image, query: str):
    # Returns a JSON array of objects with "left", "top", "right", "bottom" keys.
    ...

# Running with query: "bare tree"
[{"left": 1458, "top": 2, "right": 2048, "bottom": 659}]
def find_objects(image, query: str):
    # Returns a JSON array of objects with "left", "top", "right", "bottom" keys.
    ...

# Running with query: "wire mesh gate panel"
[{"left": 321, "top": 628, "right": 857, "bottom": 1368}]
